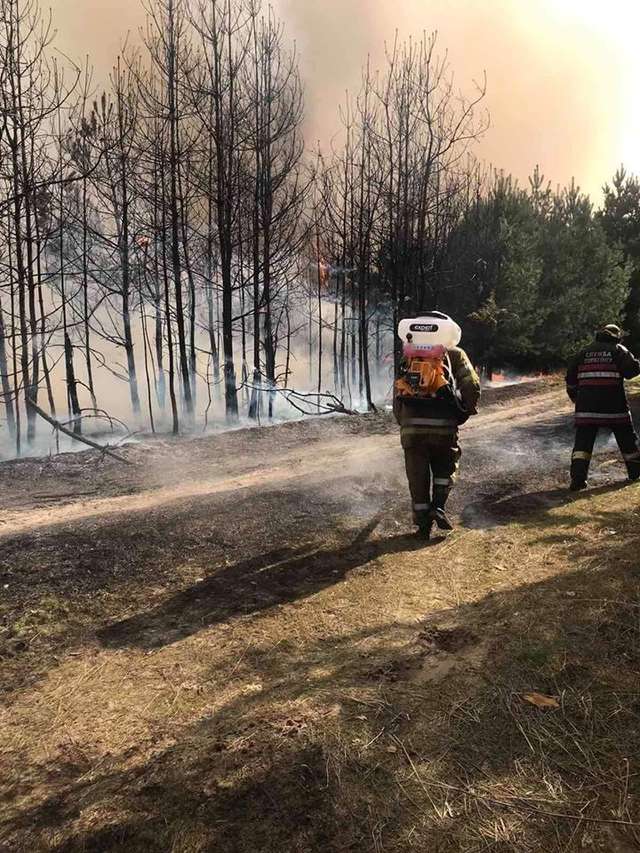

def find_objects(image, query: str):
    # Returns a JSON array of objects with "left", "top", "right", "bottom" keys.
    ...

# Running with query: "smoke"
[
  {"left": 0, "top": 291, "right": 396, "bottom": 461},
  {"left": 482, "top": 371, "right": 543, "bottom": 388},
  {"left": 49, "top": 0, "right": 640, "bottom": 194},
  {"left": 50, "top": 0, "right": 146, "bottom": 75},
  {"left": 276, "top": 0, "right": 640, "bottom": 198},
  {"left": 12, "top": 0, "right": 637, "bottom": 460}
]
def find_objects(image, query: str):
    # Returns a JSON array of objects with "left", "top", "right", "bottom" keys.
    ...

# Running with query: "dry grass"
[
  {"left": 1, "top": 479, "right": 639, "bottom": 851},
  {"left": 1, "top": 382, "right": 640, "bottom": 851}
]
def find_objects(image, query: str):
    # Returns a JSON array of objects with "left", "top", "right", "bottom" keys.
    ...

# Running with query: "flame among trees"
[{"left": 0, "top": 0, "right": 637, "bottom": 454}]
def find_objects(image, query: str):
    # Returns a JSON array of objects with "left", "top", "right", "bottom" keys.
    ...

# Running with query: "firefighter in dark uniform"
[
  {"left": 566, "top": 323, "right": 640, "bottom": 490},
  {"left": 393, "top": 331, "right": 480, "bottom": 537}
]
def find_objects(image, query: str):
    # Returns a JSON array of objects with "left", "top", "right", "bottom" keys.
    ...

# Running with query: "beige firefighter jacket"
[{"left": 393, "top": 347, "right": 481, "bottom": 439}]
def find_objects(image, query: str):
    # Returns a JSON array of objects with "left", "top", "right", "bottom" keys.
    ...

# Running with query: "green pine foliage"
[
  {"left": 599, "top": 168, "right": 640, "bottom": 352},
  {"left": 439, "top": 169, "right": 629, "bottom": 371}
]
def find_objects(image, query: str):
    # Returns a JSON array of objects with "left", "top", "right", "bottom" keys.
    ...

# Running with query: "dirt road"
[
  {"left": 0, "top": 382, "right": 565, "bottom": 637},
  {"left": 0, "top": 379, "right": 626, "bottom": 689},
  {"left": 2, "top": 379, "right": 639, "bottom": 852},
  {"left": 0, "top": 380, "right": 573, "bottom": 535}
]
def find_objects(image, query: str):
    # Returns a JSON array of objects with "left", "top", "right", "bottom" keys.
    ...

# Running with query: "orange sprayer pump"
[{"left": 395, "top": 313, "right": 461, "bottom": 399}]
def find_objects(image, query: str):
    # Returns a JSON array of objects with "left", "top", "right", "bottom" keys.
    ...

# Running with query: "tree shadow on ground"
[
  {"left": 5, "top": 500, "right": 640, "bottom": 852},
  {"left": 6, "top": 742, "right": 353, "bottom": 853},
  {"left": 5, "top": 395, "right": 640, "bottom": 850}
]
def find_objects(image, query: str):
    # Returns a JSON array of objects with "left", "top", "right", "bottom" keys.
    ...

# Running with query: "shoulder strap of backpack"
[{"left": 444, "top": 352, "right": 455, "bottom": 392}]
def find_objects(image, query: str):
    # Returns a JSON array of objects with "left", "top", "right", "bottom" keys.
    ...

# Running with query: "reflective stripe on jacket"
[
  {"left": 393, "top": 347, "right": 480, "bottom": 441},
  {"left": 566, "top": 341, "right": 640, "bottom": 428}
]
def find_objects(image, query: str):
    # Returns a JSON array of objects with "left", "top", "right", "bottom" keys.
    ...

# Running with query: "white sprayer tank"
[{"left": 398, "top": 313, "right": 461, "bottom": 356}]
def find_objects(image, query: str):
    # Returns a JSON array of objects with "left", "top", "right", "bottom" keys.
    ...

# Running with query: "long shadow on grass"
[
  {"left": 98, "top": 515, "right": 432, "bottom": 651},
  {"left": 0, "top": 476, "right": 404, "bottom": 694},
  {"left": 6, "top": 503, "right": 640, "bottom": 852},
  {"left": 6, "top": 404, "right": 640, "bottom": 849},
  {"left": 461, "top": 479, "right": 632, "bottom": 530}
]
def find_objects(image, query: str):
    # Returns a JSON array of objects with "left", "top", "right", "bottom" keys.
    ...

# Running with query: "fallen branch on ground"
[
  {"left": 57, "top": 408, "right": 132, "bottom": 435},
  {"left": 27, "top": 399, "right": 132, "bottom": 464},
  {"left": 239, "top": 383, "right": 362, "bottom": 417}
]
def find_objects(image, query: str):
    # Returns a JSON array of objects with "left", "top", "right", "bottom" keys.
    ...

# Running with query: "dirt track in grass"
[{"left": 2, "top": 378, "right": 640, "bottom": 852}]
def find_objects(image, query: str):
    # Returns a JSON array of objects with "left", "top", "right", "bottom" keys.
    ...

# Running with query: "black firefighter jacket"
[{"left": 566, "top": 340, "right": 640, "bottom": 428}]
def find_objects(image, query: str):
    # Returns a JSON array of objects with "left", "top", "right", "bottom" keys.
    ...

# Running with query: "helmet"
[{"left": 597, "top": 323, "right": 624, "bottom": 342}]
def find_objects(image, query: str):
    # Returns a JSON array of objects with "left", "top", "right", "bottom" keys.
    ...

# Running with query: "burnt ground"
[
  {"left": 0, "top": 379, "right": 568, "bottom": 684},
  {"left": 1, "top": 378, "right": 640, "bottom": 852}
]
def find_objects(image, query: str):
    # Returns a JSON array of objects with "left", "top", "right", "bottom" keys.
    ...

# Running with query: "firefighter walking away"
[
  {"left": 566, "top": 323, "right": 640, "bottom": 490},
  {"left": 393, "top": 312, "right": 480, "bottom": 539}
]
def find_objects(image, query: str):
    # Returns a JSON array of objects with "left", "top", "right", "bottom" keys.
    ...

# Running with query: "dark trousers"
[
  {"left": 403, "top": 435, "right": 461, "bottom": 520},
  {"left": 571, "top": 423, "right": 640, "bottom": 483}
]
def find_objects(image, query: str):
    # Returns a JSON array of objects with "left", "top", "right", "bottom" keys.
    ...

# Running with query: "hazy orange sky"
[{"left": 51, "top": 0, "right": 640, "bottom": 199}]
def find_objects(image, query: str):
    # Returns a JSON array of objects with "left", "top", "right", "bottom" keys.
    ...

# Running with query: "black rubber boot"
[
  {"left": 430, "top": 508, "right": 454, "bottom": 530},
  {"left": 431, "top": 485, "right": 454, "bottom": 531},
  {"left": 627, "top": 461, "right": 640, "bottom": 482},
  {"left": 417, "top": 518, "right": 434, "bottom": 540},
  {"left": 414, "top": 508, "right": 434, "bottom": 540},
  {"left": 570, "top": 459, "right": 589, "bottom": 492}
]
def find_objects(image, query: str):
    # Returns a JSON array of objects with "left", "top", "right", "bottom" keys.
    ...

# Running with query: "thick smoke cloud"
[
  {"left": 51, "top": 0, "right": 640, "bottom": 196},
  {"left": 275, "top": 0, "right": 640, "bottom": 198}
]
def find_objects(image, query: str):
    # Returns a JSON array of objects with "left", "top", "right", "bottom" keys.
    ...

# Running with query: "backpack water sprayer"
[{"left": 395, "top": 312, "right": 462, "bottom": 401}]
